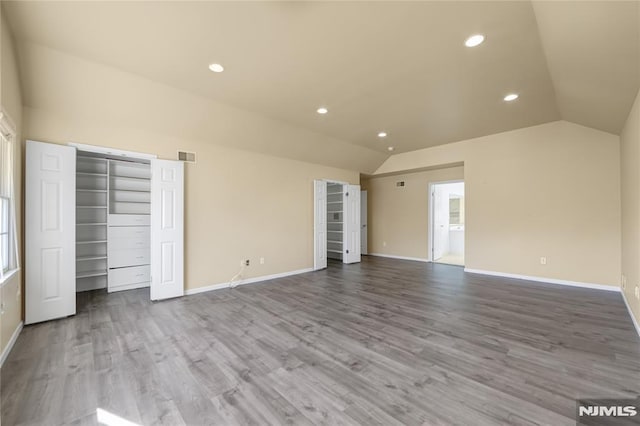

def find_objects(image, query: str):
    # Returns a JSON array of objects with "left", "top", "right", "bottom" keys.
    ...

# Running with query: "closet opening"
[
  {"left": 326, "top": 182, "right": 344, "bottom": 262},
  {"left": 313, "top": 179, "right": 362, "bottom": 270},
  {"left": 75, "top": 150, "right": 152, "bottom": 294}
]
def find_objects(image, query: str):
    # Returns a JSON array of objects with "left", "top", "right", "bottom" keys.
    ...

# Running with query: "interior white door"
[
  {"left": 343, "top": 184, "right": 361, "bottom": 264},
  {"left": 360, "top": 190, "right": 368, "bottom": 255},
  {"left": 150, "top": 159, "right": 184, "bottom": 300},
  {"left": 313, "top": 180, "right": 327, "bottom": 270},
  {"left": 25, "top": 141, "right": 76, "bottom": 324},
  {"left": 432, "top": 185, "right": 448, "bottom": 261}
]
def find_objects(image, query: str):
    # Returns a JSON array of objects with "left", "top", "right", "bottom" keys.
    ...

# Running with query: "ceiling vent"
[{"left": 177, "top": 150, "right": 196, "bottom": 163}]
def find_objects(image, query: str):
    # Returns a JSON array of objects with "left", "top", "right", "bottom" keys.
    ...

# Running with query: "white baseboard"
[
  {"left": 464, "top": 268, "right": 619, "bottom": 292},
  {"left": 369, "top": 253, "right": 430, "bottom": 263},
  {"left": 1, "top": 321, "right": 23, "bottom": 367},
  {"left": 621, "top": 290, "right": 640, "bottom": 339},
  {"left": 185, "top": 268, "right": 314, "bottom": 296}
]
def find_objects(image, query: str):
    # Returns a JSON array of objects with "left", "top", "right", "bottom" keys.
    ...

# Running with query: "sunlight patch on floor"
[{"left": 97, "top": 408, "right": 140, "bottom": 426}]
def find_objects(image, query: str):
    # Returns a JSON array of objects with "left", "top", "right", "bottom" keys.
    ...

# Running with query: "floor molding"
[
  {"left": 621, "top": 290, "right": 640, "bottom": 339},
  {"left": 369, "top": 253, "right": 430, "bottom": 263},
  {"left": 464, "top": 268, "right": 619, "bottom": 292},
  {"left": 185, "top": 268, "right": 314, "bottom": 296},
  {"left": 1, "top": 321, "right": 23, "bottom": 367}
]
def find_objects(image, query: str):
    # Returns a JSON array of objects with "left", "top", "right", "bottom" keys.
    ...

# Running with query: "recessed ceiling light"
[
  {"left": 208, "top": 63, "right": 224, "bottom": 73},
  {"left": 316, "top": 107, "right": 328, "bottom": 114},
  {"left": 465, "top": 34, "right": 485, "bottom": 48},
  {"left": 378, "top": 132, "right": 387, "bottom": 138},
  {"left": 387, "top": 146, "right": 395, "bottom": 152},
  {"left": 504, "top": 93, "right": 519, "bottom": 102}
]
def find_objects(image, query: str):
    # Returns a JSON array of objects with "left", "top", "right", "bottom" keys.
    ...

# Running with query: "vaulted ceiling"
[{"left": 4, "top": 1, "right": 639, "bottom": 156}]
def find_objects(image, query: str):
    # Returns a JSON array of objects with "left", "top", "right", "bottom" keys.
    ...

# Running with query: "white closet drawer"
[
  {"left": 108, "top": 248, "right": 150, "bottom": 268},
  {"left": 108, "top": 214, "right": 150, "bottom": 226},
  {"left": 109, "top": 226, "right": 149, "bottom": 240},
  {"left": 108, "top": 265, "right": 150, "bottom": 288},
  {"left": 108, "top": 227, "right": 150, "bottom": 249}
]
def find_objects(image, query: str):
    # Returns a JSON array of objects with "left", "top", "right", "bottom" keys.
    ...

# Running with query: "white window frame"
[
  {"left": 1, "top": 196, "right": 11, "bottom": 272},
  {"left": 0, "top": 109, "right": 20, "bottom": 285}
]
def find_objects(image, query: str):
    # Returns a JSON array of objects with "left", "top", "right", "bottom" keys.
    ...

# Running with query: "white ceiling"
[
  {"left": 4, "top": 1, "right": 639, "bottom": 156},
  {"left": 532, "top": 1, "right": 639, "bottom": 134}
]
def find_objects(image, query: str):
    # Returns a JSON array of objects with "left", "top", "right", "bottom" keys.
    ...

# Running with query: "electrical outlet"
[
  {"left": 245, "top": 259, "right": 250, "bottom": 266},
  {"left": 622, "top": 274, "right": 627, "bottom": 289},
  {"left": 260, "top": 257, "right": 265, "bottom": 265},
  {"left": 383, "top": 241, "right": 387, "bottom": 247},
  {"left": 540, "top": 257, "right": 547, "bottom": 265},
  {"left": 635, "top": 286, "right": 639, "bottom": 300}
]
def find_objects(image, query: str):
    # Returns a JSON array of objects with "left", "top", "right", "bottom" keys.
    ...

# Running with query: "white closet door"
[
  {"left": 360, "top": 190, "right": 368, "bottom": 255},
  {"left": 313, "top": 180, "right": 327, "bottom": 270},
  {"left": 25, "top": 141, "right": 76, "bottom": 324},
  {"left": 150, "top": 159, "right": 184, "bottom": 300},
  {"left": 343, "top": 184, "right": 361, "bottom": 264}
]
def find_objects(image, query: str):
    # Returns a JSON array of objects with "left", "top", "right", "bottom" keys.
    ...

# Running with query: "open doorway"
[{"left": 430, "top": 181, "right": 465, "bottom": 266}]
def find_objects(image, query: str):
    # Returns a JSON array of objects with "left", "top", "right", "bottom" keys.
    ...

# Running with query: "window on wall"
[
  {"left": 1, "top": 197, "right": 10, "bottom": 272},
  {"left": 0, "top": 109, "right": 19, "bottom": 282}
]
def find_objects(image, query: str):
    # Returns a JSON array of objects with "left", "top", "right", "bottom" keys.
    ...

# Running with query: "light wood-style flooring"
[{"left": 2, "top": 257, "right": 640, "bottom": 425}]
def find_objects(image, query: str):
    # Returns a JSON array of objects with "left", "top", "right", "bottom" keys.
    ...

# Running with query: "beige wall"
[
  {"left": 19, "top": 43, "right": 360, "bottom": 294},
  {"left": 1, "top": 9, "right": 24, "bottom": 356},
  {"left": 361, "top": 166, "right": 464, "bottom": 259},
  {"left": 621, "top": 89, "right": 640, "bottom": 325},
  {"left": 26, "top": 109, "right": 358, "bottom": 291},
  {"left": 371, "top": 121, "right": 621, "bottom": 287}
]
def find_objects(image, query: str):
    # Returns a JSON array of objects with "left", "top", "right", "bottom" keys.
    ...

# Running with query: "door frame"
[
  {"left": 69, "top": 142, "right": 157, "bottom": 161},
  {"left": 428, "top": 179, "right": 464, "bottom": 263}
]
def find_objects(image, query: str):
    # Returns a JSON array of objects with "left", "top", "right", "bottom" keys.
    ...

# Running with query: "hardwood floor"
[{"left": 3, "top": 256, "right": 639, "bottom": 425}]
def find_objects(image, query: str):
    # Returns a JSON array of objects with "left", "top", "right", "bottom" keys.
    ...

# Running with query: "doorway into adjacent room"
[{"left": 430, "top": 181, "right": 465, "bottom": 266}]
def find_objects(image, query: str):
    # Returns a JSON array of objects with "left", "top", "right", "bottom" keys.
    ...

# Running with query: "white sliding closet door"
[
  {"left": 25, "top": 141, "right": 76, "bottom": 324},
  {"left": 313, "top": 180, "right": 327, "bottom": 270},
  {"left": 343, "top": 184, "right": 361, "bottom": 264},
  {"left": 150, "top": 159, "right": 184, "bottom": 300}
]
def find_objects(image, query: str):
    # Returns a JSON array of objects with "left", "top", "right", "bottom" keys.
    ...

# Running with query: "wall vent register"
[{"left": 178, "top": 151, "right": 196, "bottom": 163}]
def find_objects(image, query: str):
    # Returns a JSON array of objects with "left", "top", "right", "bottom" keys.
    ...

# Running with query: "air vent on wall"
[
  {"left": 178, "top": 150, "right": 196, "bottom": 163},
  {"left": 396, "top": 181, "right": 405, "bottom": 187}
]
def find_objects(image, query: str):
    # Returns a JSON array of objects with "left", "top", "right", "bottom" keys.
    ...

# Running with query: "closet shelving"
[
  {"left": 109, "top": 160, "right": 151, "bottom": 215},
  {"left": 75, "top": 155, "right": 109, "bottom": 291},
  {"left": 74, "top": 153, "right": 153, "bottom": 292},
  {"left": 107, "top": 159, "right": 151, "bottom": 292},
  {"left": 326, "top": 183, "right": 344, "bottom": 260}
]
